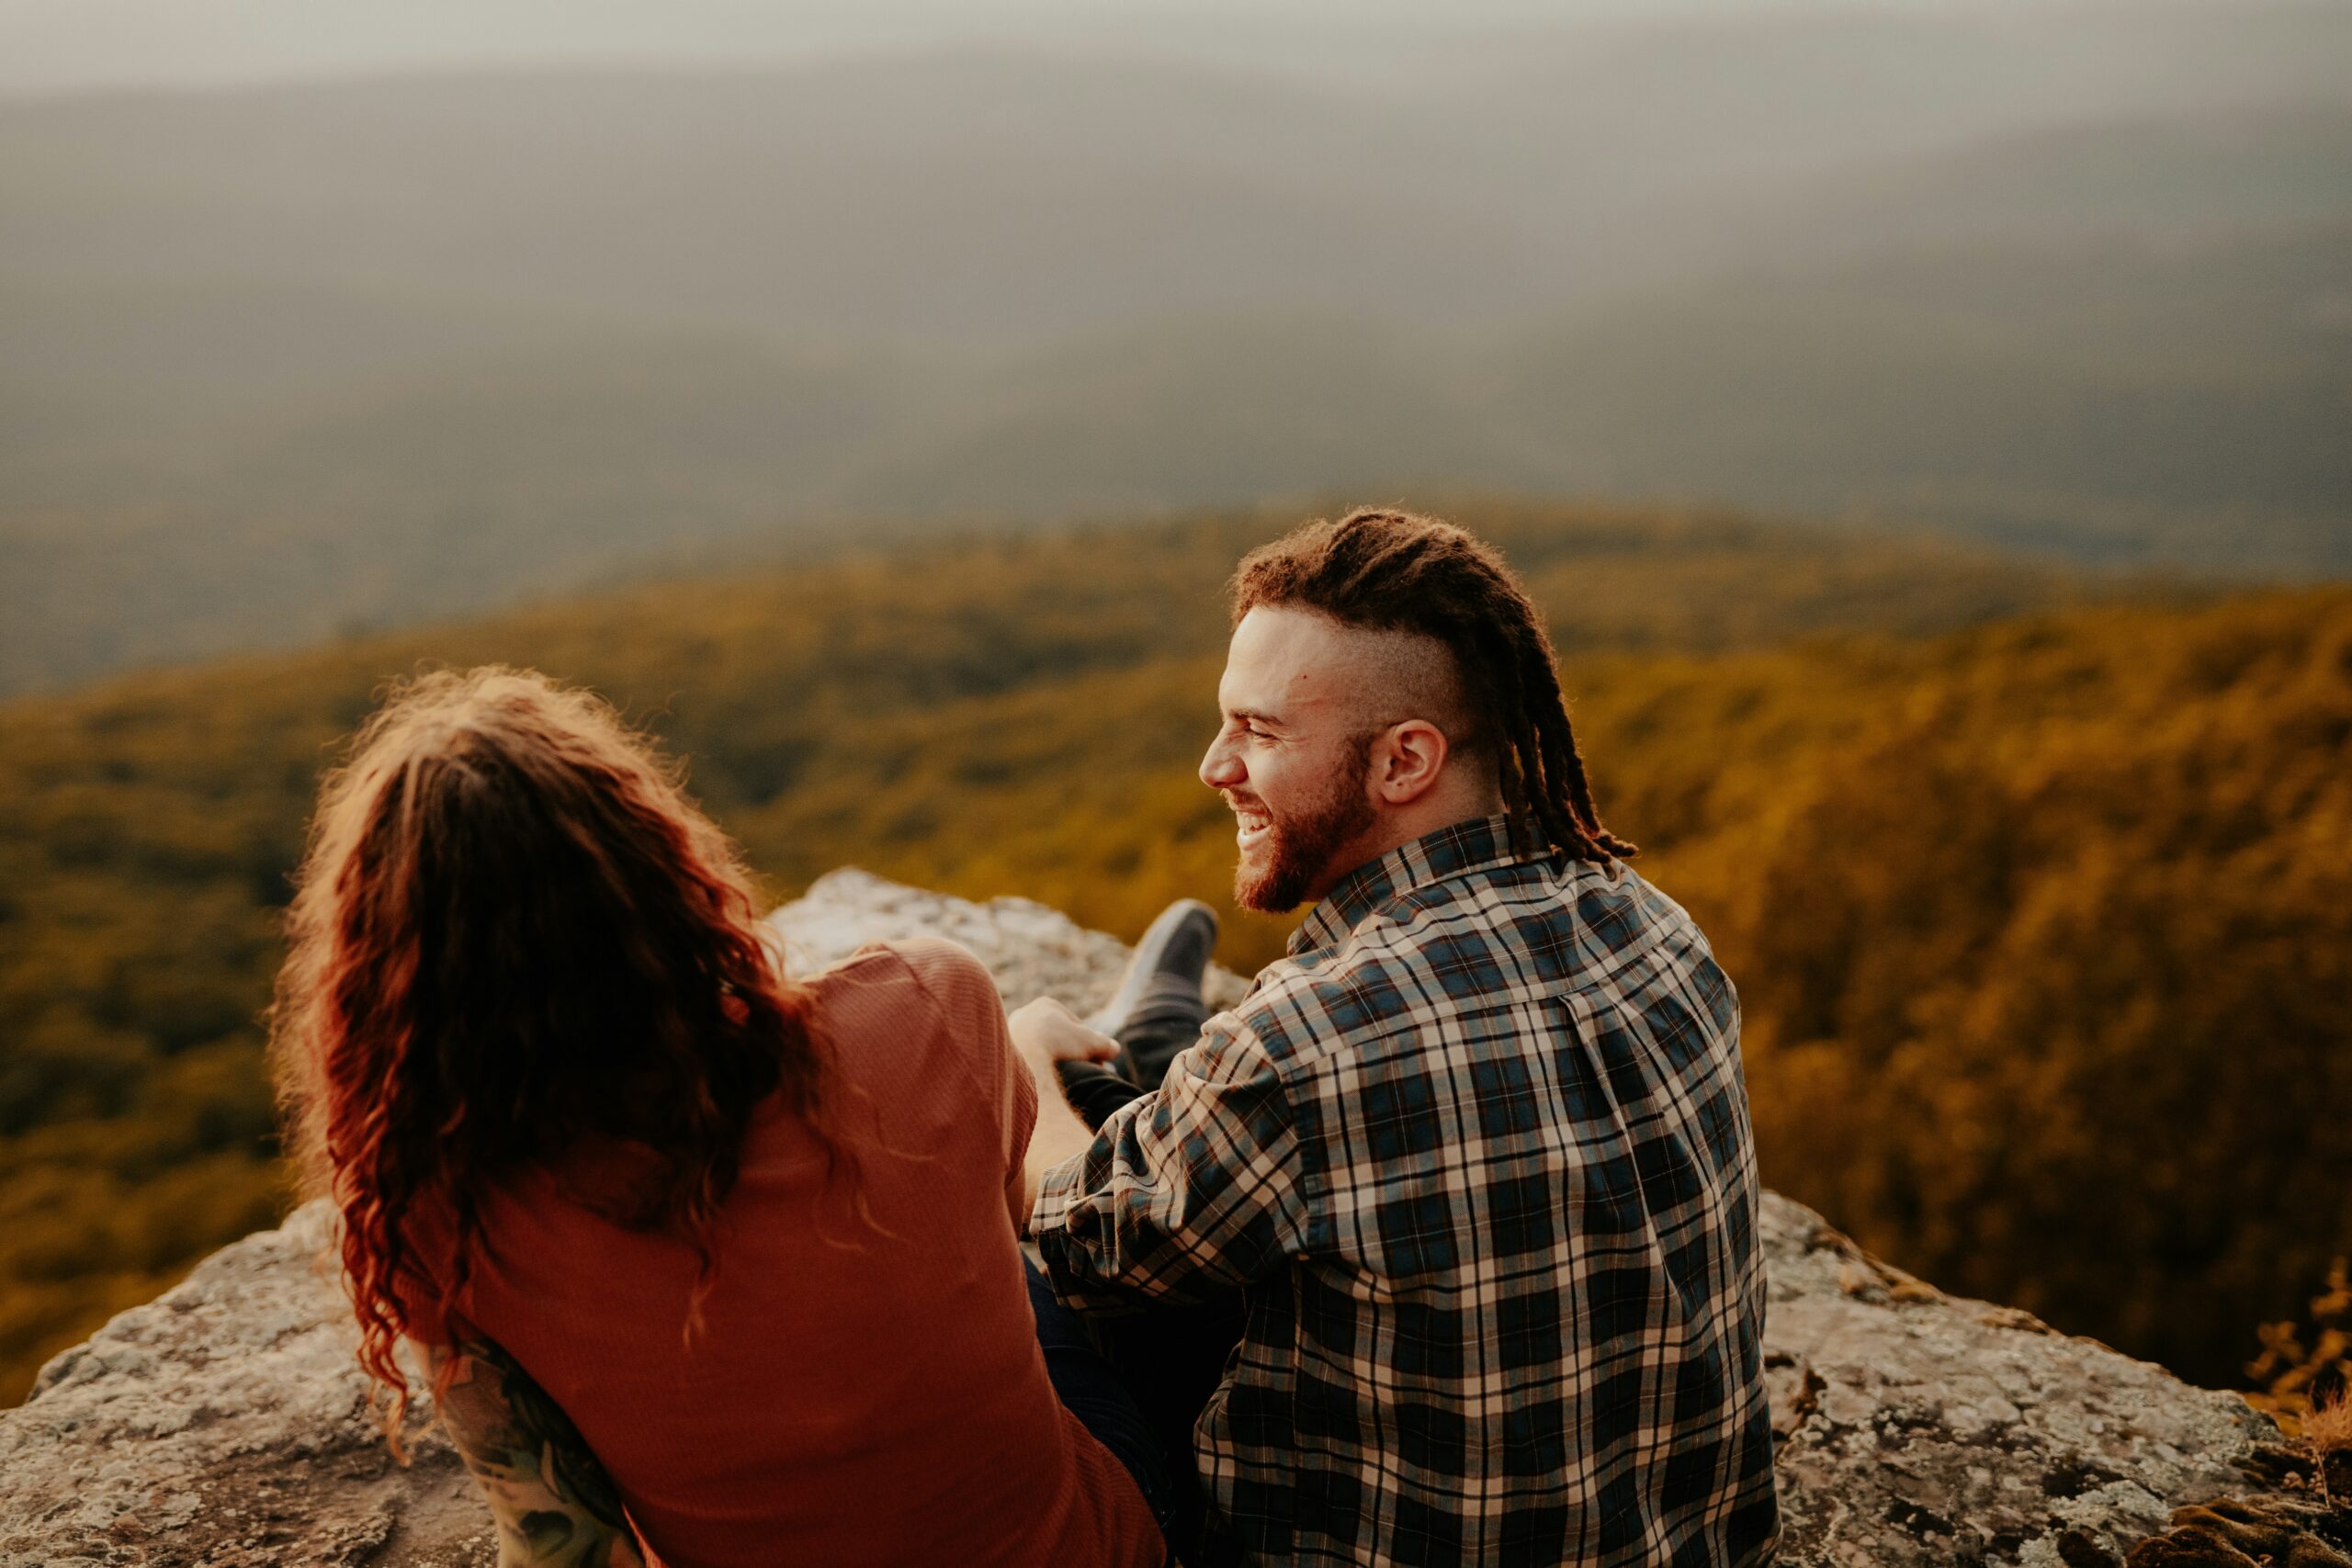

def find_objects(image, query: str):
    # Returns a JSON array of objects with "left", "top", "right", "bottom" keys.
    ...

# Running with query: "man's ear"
[{"left": 1373, "top": 719, "right": 1450, "bottom": 806}]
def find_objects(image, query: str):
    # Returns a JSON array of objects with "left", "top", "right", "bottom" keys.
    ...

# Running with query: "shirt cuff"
[{"left": 1027, "top": 1146, "right": 1086, "bottom": 1241}]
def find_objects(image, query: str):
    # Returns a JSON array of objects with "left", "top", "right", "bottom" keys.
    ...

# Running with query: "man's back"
[{"left": 1034, "top": 816, "right": 1779, "bottom": 1565}]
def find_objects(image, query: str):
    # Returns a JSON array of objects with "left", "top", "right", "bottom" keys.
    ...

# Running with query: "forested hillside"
[{"left": 3, "top": 502, "right": 2342, "bottom": 1407}]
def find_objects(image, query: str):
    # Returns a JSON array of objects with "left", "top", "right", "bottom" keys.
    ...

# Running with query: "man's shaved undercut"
[{"left": 1324, "top": 620, "right": 1483, "bottom": 758}]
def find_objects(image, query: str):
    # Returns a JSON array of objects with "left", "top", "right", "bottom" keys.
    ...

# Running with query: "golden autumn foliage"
[
  {"left": 0, "top": 500, "right": 2338, "bottom": 1404},
  {"left": 2249, "top": 1258, "right": 2352, "bottom": 1439}
]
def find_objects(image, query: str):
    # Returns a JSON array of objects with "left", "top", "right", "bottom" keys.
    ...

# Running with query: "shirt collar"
[{"left": 1289, "top": 813, "right": 1532, "bottom": 957}]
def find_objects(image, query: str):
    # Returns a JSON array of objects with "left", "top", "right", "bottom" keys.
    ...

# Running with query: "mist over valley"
[{"left": 4, "top": 2, "right": 2348, "bottom": 692}]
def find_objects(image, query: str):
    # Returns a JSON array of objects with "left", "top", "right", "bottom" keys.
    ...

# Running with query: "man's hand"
[{"left": 1009, "top": 998, "right": 1119, "bottom": 1223}]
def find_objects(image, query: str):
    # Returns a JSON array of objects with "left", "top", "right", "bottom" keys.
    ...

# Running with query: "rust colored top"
[{"left": 435, "top": 937, "right": 1163, "bottom": 1568}]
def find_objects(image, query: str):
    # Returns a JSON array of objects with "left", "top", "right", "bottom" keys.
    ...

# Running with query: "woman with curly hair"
[{"left": 271, "top": 667, "right": 1170, "bottom": 1568}]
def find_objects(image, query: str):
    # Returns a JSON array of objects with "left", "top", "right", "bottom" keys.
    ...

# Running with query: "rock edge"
[{"left": 0, "top": 870, "right": 2302, "bottom": 1567}]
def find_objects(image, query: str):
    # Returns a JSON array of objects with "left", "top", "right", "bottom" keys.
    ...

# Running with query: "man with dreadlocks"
[{"left": 1012, "top": 508, "right": 1779, "bottom": 1566}]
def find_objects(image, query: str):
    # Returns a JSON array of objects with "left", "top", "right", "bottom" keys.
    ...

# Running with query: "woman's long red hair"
[{"left": 271, "top": 667, "right": 829, "bottom": 1440}]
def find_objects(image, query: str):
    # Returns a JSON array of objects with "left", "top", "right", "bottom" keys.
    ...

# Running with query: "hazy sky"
[{"left": 0, "top": 0, "right": 2084, "bottom": 96}]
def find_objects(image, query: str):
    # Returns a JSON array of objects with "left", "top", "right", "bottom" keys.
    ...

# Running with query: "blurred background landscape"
[{"left": 1, "top": 0, "right": 2346, "bottom": 1410}]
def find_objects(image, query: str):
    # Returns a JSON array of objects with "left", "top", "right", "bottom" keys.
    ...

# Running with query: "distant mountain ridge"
[{"left": 3, "top": 6, "right": 2349, "bottom": 694}]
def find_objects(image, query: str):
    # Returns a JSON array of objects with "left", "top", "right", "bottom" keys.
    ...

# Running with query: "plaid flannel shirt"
[{"left": 1032, "top": 815, "right": 1779, "bottom": 1566}]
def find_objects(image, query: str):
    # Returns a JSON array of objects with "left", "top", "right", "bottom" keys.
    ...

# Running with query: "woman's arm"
[
  {"left": 422, "top": 1336, "right": 649, "bottom": 1568},
  {"left": 1008, "top": 998, "right": 1123, "bottom": 1219}
]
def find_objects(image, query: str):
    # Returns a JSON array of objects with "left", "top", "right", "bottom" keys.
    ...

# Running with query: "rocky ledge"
[{"left": 3, "top": 870, "right": 2340, "bottom": 1567}]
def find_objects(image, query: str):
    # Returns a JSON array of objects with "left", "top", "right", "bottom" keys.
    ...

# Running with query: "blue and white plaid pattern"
[{"left": 1033, "top": 816, "right": 1779, "bottom": 1566}]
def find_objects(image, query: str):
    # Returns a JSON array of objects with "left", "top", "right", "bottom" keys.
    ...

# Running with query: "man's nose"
[{"left": 1201, "top": 735, "right": 1244, "bottom": 791}]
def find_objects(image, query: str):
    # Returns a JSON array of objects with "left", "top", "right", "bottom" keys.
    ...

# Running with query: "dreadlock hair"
[{"left": 1229, "top": 507, "right": 1636, "bottom": 866}]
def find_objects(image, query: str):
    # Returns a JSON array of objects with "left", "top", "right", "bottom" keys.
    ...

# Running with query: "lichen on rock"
[{"left": 0, "top": 870, "right": 2330, "bottom": 1566}]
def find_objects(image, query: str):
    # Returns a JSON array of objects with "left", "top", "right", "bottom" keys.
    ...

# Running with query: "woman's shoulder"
[
  {"left": 882, "top": 933, "right": 999, "bottom": 995},
  {"left": 801, "top": 937, "right": 1007, "bottom": 1073},
  {"left": 793, "top": 938, "right": 1018, "bottom": 1176},
  {"left": 801, "top": 935, "right": 997, "bottom": 1010}
]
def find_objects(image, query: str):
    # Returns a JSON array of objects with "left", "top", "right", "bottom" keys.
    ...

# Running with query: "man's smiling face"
[{"left": 1198, "top": 605, "right": 1382, "bottom": 912}]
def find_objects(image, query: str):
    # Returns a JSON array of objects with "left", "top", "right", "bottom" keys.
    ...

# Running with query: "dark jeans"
[
  {"left": 1026, "top": 1259, "right": 1183, "bottom": 1553},
  {"left": 1034, "top": 968, "right": 1249, "bottom": 1566}
]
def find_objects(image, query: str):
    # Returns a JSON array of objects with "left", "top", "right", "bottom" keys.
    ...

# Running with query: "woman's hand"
[{"left": 1008, "top": 997, "right": 1120, "bottom": 1077}]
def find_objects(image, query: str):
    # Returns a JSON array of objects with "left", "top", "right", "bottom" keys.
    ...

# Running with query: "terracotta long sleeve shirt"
[{"left": 435, "top": 937, "right": 1163, "bottom": 1568}]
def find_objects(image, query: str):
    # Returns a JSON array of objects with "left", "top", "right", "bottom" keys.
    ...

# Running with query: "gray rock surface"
[
  {"left": 0, "top": 1201, "right": 492, "bottom": 1568},
  {"left": 0, "top": 870, "right": 2302, "bottom": 1566}
]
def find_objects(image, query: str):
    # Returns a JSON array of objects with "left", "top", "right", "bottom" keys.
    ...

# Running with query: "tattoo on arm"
[{"left": 424, "top": 1337, "right": 648, "bottom": 1568}]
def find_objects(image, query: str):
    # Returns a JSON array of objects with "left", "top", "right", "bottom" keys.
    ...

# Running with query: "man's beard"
[{"left": 1233, "top": 747, "right": 1377, "bottom": 913}]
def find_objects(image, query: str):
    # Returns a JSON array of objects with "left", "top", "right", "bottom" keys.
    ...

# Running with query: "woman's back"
[
  {"left": 269, "top": 667, "right": 1160, "bottom": 1568},
  {"left": 440, "top": 937, "right": 1160, "bottom": 1568}
]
